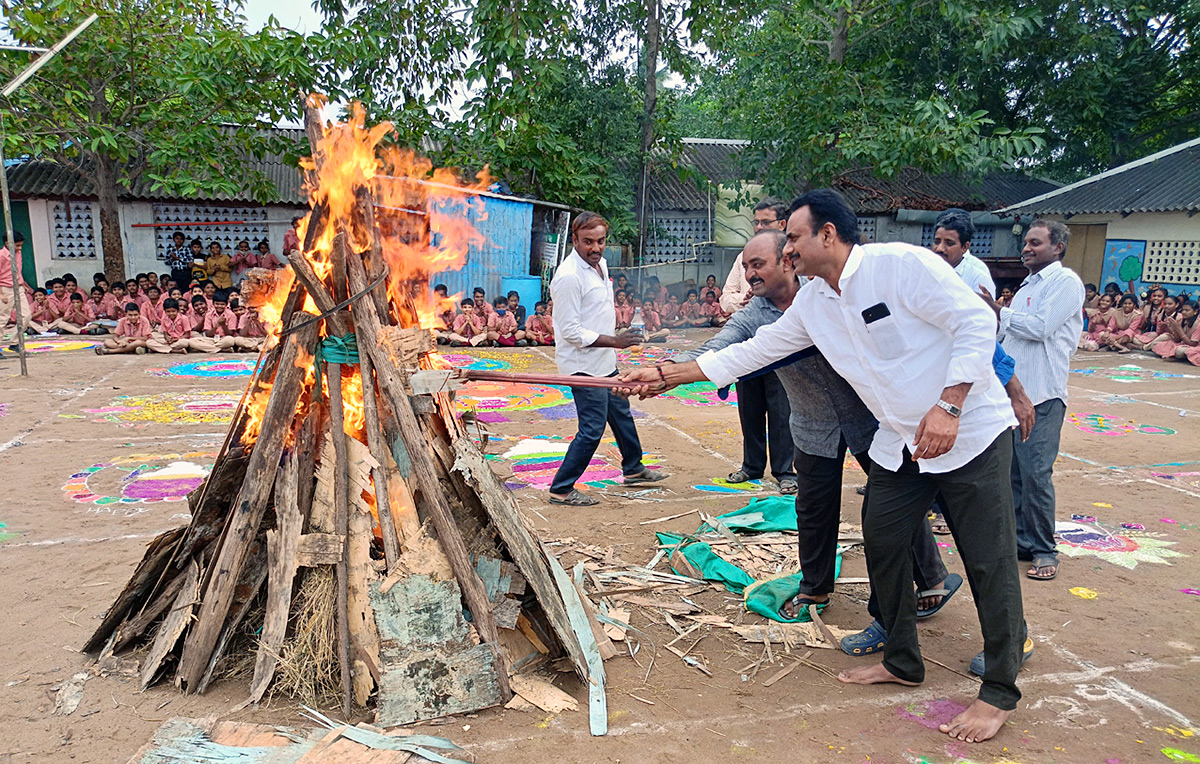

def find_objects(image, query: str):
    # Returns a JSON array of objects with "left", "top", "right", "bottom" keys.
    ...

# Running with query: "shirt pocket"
[{"left": 862, "top": 315, "right": 908, "bottom": 360}]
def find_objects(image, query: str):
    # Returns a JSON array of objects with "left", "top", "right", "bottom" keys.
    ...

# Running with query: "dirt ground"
[{"left": 1, "top": 331, "right": 1198, "bottom": 764}]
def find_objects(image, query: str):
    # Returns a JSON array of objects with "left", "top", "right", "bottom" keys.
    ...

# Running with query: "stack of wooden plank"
[{"left": 85, "top": 100, "right": 608, "bottom": 733}]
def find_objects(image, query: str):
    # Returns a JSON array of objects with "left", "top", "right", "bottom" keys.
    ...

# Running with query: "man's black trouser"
[
  {"left": 792, "top": 439, "right": 948, "bottom": 607},
  {"left": 735, "top": 372, "right": 795, "bottom": 481},
  {"left": 865, "top": 433, "right": 1026, "bottom": 711}
]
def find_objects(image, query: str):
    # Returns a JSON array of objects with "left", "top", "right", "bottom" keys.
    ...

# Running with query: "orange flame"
[
  {"left": 340, "top": 367, "right": 366, "bottom": 441},
  {"left": 240, "top": 380, "right": 273, "bottom": 445}
]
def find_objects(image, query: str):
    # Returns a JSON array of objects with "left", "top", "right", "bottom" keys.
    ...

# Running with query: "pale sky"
[{"left": 240, "top": 0, "right": 323, "bottom": 34}]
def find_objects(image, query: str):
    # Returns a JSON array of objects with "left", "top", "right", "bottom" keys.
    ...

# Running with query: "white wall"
[
  {"left": 120, "top": 201, "right": 159, "bottom": 277},
  {"left": 26, "top": 199, "right": 54, "bottom": 286}
]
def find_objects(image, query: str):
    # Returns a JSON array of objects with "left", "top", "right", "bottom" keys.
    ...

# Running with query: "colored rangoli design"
[
  {"left": 1070, "top": 364, "right": 1196, "bottom": 383},
  {"left": 63, "top": 451, "right": 215, "bottom": 515},
  {"left": 438, "top": 348, "right": 539, "bottom": 371},
  {"left": 454, "top": 381, "right": 572, "bottom": 413},
  {"left": 22, "top": 338, "right": 100, "bottom": 353},
  {"left": 1055, "top": 520, "right": 1186, "bottom": 569},
  {"left": 147, "top": 357, "right": 256, "bottom": 378},
  {"left": 83, "top": 390, "right": 239, "bottom": 427},
  {"left": 0, "top": 402, "right": 8, "bottom": 417},
  {"left": 440, "top": 353, "right": 512, "bottom": 372},
  {"left": 617, "top": 345, "right": 679, "bottom": 367},
  {"left": 658, "top": 381, "right": 738, "bottom": 407},
  {"left": 491, "top": 436, "right": 663, "bottom": 491},
  {"left": 1068, "top": 411, "right": 1176, "bottom": 436},
  {"left": 693, "top": 477, "right": 764, "bottom": 494}
]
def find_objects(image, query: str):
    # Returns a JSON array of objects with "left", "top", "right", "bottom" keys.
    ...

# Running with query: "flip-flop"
[
  {"left": 840, "top": 619, "right": 887, "bottom": 656},
  {"left": 916, "top": 573, "right": 963, "bottom": 619},
  {"left": 929, "top": 513, "right": 952, "bottom": 535},
  {"left": 548, "top": 489, "right": 599, "bottom": 506},
  {"left": 624, "top": 469, "right": 668, "bottom": 485},
  {"left": 778, "top": 478, "right": 798, "bottom": 495},
  {"left": 969, "top": 637, "right": 1034, "bottom": 676},
  {"left": 727, "top": 469, "right": 755, "bottom": 484},
  {"left": 1027, "top": 556, "right": 1059, "bottom": 580},
  {"left": 778, "top": 593, "right": 829, "bottom": 620}
]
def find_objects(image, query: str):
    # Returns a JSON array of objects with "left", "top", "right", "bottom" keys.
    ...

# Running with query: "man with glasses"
[{"left": 718, "top": 198, "right": 796, "bottom": 493}]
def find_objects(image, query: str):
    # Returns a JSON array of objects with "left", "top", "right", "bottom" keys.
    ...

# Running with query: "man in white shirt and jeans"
[
  {"left": 548, "top": 212, "right": 667, "bottom": 506},
  {"left": 983, "top": 220, "right": 1084, "bottom": 581},
  {"left": 621, "top": 190, "right": 1027, "bottom": 745}
]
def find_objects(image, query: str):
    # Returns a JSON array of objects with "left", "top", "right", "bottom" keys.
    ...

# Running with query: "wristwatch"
[{"left": 935, "top": 399, "right": 962, "bottom": 417}]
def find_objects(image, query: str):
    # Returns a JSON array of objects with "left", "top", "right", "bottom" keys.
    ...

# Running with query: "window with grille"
[
  {"left": 921, "top": 222, "right": 996, "bottom": 257},
  {"left": 152, "top": 204, "right": 271, "bottom": 262},
  {"left": 51, "top": 200, "right": 98, "bottom": 260},
  {"left": 645, "top": 213, "right": 712, "bottom": 264},
  {"left": 857, "top": 217, "right": 877, "bottom": 243},
  {"left": 1143, "top": 240, "right": 1200, "bottom": 285}
]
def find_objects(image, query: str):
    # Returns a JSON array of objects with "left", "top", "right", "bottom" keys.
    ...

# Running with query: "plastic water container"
[{"left": 500, "top": 275, "right": 542, "bottom": 313}]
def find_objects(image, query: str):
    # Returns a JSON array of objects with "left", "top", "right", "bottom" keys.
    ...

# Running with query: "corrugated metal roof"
[
  {"left": 646, "top": 139, "right": 1059, "bottom": 213},
  {"left": 6, "top": 126, "right": 309, "bottom": 204},
  {"left": 1001, "top": 138, "right": 1200, "bottom": 216}
]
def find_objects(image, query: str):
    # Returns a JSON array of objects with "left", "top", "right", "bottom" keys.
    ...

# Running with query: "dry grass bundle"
[{"left": 270, "top": 567, "right": 341, "bottom": 706}]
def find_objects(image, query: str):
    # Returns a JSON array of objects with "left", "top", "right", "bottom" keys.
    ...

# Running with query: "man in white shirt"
[
  {"left": 548, "top": 212, "right": 667, "bottom": 506},
  {"left": 718, "top": 198, "right": 796, "bottom": 493},
  {"left": 621, "top": 190, "right": 1027, "bottom": 745},
  {"left": 984, "top": 220, "right": 1084, "bottom": 581},
  {"left": 930, "top": 209, "right": 996, "bottom": 296}
]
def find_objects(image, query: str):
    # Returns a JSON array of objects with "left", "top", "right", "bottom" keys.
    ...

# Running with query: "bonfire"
[{"left": 85, "top": 97, "right": 607, "bottom": 732}]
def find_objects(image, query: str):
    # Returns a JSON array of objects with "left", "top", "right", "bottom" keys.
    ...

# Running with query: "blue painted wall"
[{"left": 431, "top": 194, "right": 534, "bottom": 303}]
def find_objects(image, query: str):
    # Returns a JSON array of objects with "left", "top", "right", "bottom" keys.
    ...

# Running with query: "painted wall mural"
[{"left": 1100, "top": 239, "right": 1147, "bottom": 294}]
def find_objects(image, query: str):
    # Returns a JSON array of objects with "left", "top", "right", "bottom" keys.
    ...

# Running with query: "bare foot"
[
  {"left": 939, "top": 699, "right": 1013, "bottom": 743},
  {"left": 837, "top": 662, "right": 920, "bottom": 686}
]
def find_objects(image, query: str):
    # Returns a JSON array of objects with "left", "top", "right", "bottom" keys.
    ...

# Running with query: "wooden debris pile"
[{"left": 85, "top": 99, "right": 610, "bottom": 733}]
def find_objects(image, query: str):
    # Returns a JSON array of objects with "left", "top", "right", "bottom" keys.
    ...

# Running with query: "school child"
[
  {"left": 125, "top": 279, "right": 151, "bottom": 311},
  {"left": 1079, "top": 294, "right": 1114, "bottom": 351},
  {"left": 200, "top": 280, "right": 218, "bottom": 309},
  {"left": 82, "top": 287, "right": 112, "bottom": 334},
  {"left": 1153, "top": 301, "right": 1200, "bottom": 364},
  {"left": 47, "top": 279, "right": 73, "bottom": 316},
  {"left": 491, "top": 296, "right": 526, "bottom": 346},
  {"left": 230, "top": 239, "right": 256, "bottom": 284},
  {"left": 660, "top": 293, "right": 685, "bottom": 328},
  {"left": 53, "top": 293, "right": 91, "bottom": 334},
  {"left": 1104, "top": 294, "right": 1145, "bottom": 353},
  {"left": 96, "top": 303, "right": 152, "bottom": 354},
  {"left": 255, "top": 239, "right": 282, "bottom": 269},
  {"left": 471, "top": 287, "right": 495, "bottom": 317},
  {"left": 203, "top": 291, "right": 239, "bottom": 351},
  {"left": 506, "top": 290, "right": 527, "bottom": 330},
  {"left": 699, "top": 274, "right": 722, "bottom": 302},
  {"left": 28, "top": 288, "right": 60, "bottom": 333},
  {"left": 433, "top": 284, "right": 456, "bottom": 344},
  {"left": 1134, "top": 294, "right": 1179, "bottom": 349},
  {"left": 614, "top": 289, "right": 634, "bottom": 329},
  {"left": 699, "top": 290, "right": 727, "bottom": 327},
  {"left": 187, "top": 238, "right": 208, "bottom": 284},
  {"left": 142, "top": 285, "right": 165, "bottom": 326},
  {"left": 1083, "top": 282, "right": 1099, "bottom": 310},
  {"left": 235, "top": 303, "right": 267, "bottom": 352},
  {"left": 184, "top": 294, "right": 217, "bottom": 352},
  {"left": 147, "top": 299, "right": 194, "bottom": 353},
  {"left": 206, "top": 241, "right": 233, "bottom": 289},
  {"left": 525, "top": 301, "right": 554, "bottom": 346},
  {"left": 680, "top": 289, "right": 711, "bottom": 327},
  {"left": 62, "top": 274, "right": 84, "bottom": 298},
  {"left": 449, "top": 299, "right": 487, "bottom": 347},
  {"left": 640, "top": 296, "right": 669, "bottom": 342},
  {"left": 645, "top": 276, "right": 669, "bottom": 308}
]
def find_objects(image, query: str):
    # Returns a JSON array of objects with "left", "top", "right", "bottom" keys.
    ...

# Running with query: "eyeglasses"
[{"left": 752, "top": 218, "right": 779, "bottom": 229}]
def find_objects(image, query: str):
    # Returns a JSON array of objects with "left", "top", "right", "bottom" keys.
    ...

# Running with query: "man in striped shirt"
[{"left": 984, "top": 220, "right": 1084, "bottom": 581}]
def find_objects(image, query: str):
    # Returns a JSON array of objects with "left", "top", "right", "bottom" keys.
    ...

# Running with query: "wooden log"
[
  {"left": 353, "top": 294, "right": 402, "bottom": 570},
  {"left": 287, "top": 247, "right": 348, "bottom": 336},
  {"left": 111, "top": 563, "right": 189, "bottom": 653},
  {"left": 296, "top": 533, "right": 345, "bottom": 566},
  {"left": 242, "top": 449, "right": 303, "bottom": 708},
  {"left": 347, "top": 473, "right": 382, "bottom": 706},
  {"left": 174, "top": 314, "right": 320, "bottom": 693},
  {"left": 353, "top": 187, "right": 396, "bottom": 322},
  {"left": 344, "top": 246, "right": 509, "bottom": 699},
  {"left": 83, "top": 527, "right": 184, "bottom": 654},
  {"left": 326, "top": 359, "right": 354, "bottom": 717},
  {"left": 139, "top": 560, "right": 199, "bottom": 690},
  {"left": 196, "top": 534, "right": 269, "bottom": 693}
]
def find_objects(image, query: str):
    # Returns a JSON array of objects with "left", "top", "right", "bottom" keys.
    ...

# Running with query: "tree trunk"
[
  {"left": 633, "top": 0, "right": 661, "bottom": 267},
  {"left": 93, "top": 155, "right": 127, "bottom": 280},
  {"left": 829, "top": 6, "right": 850, "bottom": 64}
]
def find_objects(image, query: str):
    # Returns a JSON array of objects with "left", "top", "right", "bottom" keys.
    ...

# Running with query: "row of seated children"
[
  {"left": 94, "top": 289, "right": 266, "bottom": 355},
  {"left": 431, "top": 285, "right": 555, "bottom": 347},
  {"left": 1080, "top": 287, "right": 1200, "bottom": 365},
  {"left": 26, "top": 271, "right": 231, "bottom": 335},
  {"left": 615, "top": 289, "right": 728, "bottom": 333}
]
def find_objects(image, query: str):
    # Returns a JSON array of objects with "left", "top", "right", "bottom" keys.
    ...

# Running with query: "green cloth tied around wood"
[
  {"left": 314, "top": 333, "right": 360, "bottom": 397},
  {"left": 655, "top": 495, "right": 841, "bottom": 624}
]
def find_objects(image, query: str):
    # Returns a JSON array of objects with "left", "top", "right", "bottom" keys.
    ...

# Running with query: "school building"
[{"left": 1001, "top": 137, "right": 1200, "bottom": 295}]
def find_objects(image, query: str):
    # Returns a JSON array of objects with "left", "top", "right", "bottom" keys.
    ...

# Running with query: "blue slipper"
[
  {"left": 916, "top": 573, "right": 963, "bottom": 620},
  {"left": 969, "top": 637, "right": 1034, "bottom": 676},
  {"left": 840, "top": 619, "right": 887, "bottom": 656}
]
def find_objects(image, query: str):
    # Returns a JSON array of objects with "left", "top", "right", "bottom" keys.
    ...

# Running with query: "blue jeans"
[
  {"left": 1012, "top": 398, "right": 1066, "bottom": 561},
  {"left": 549, "top": 373, "right": 645, "bottom": 494}
]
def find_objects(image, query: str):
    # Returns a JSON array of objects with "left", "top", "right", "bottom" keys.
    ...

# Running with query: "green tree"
[{"left": 0, "top": 0, "right": 314, "bottom": 278}]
